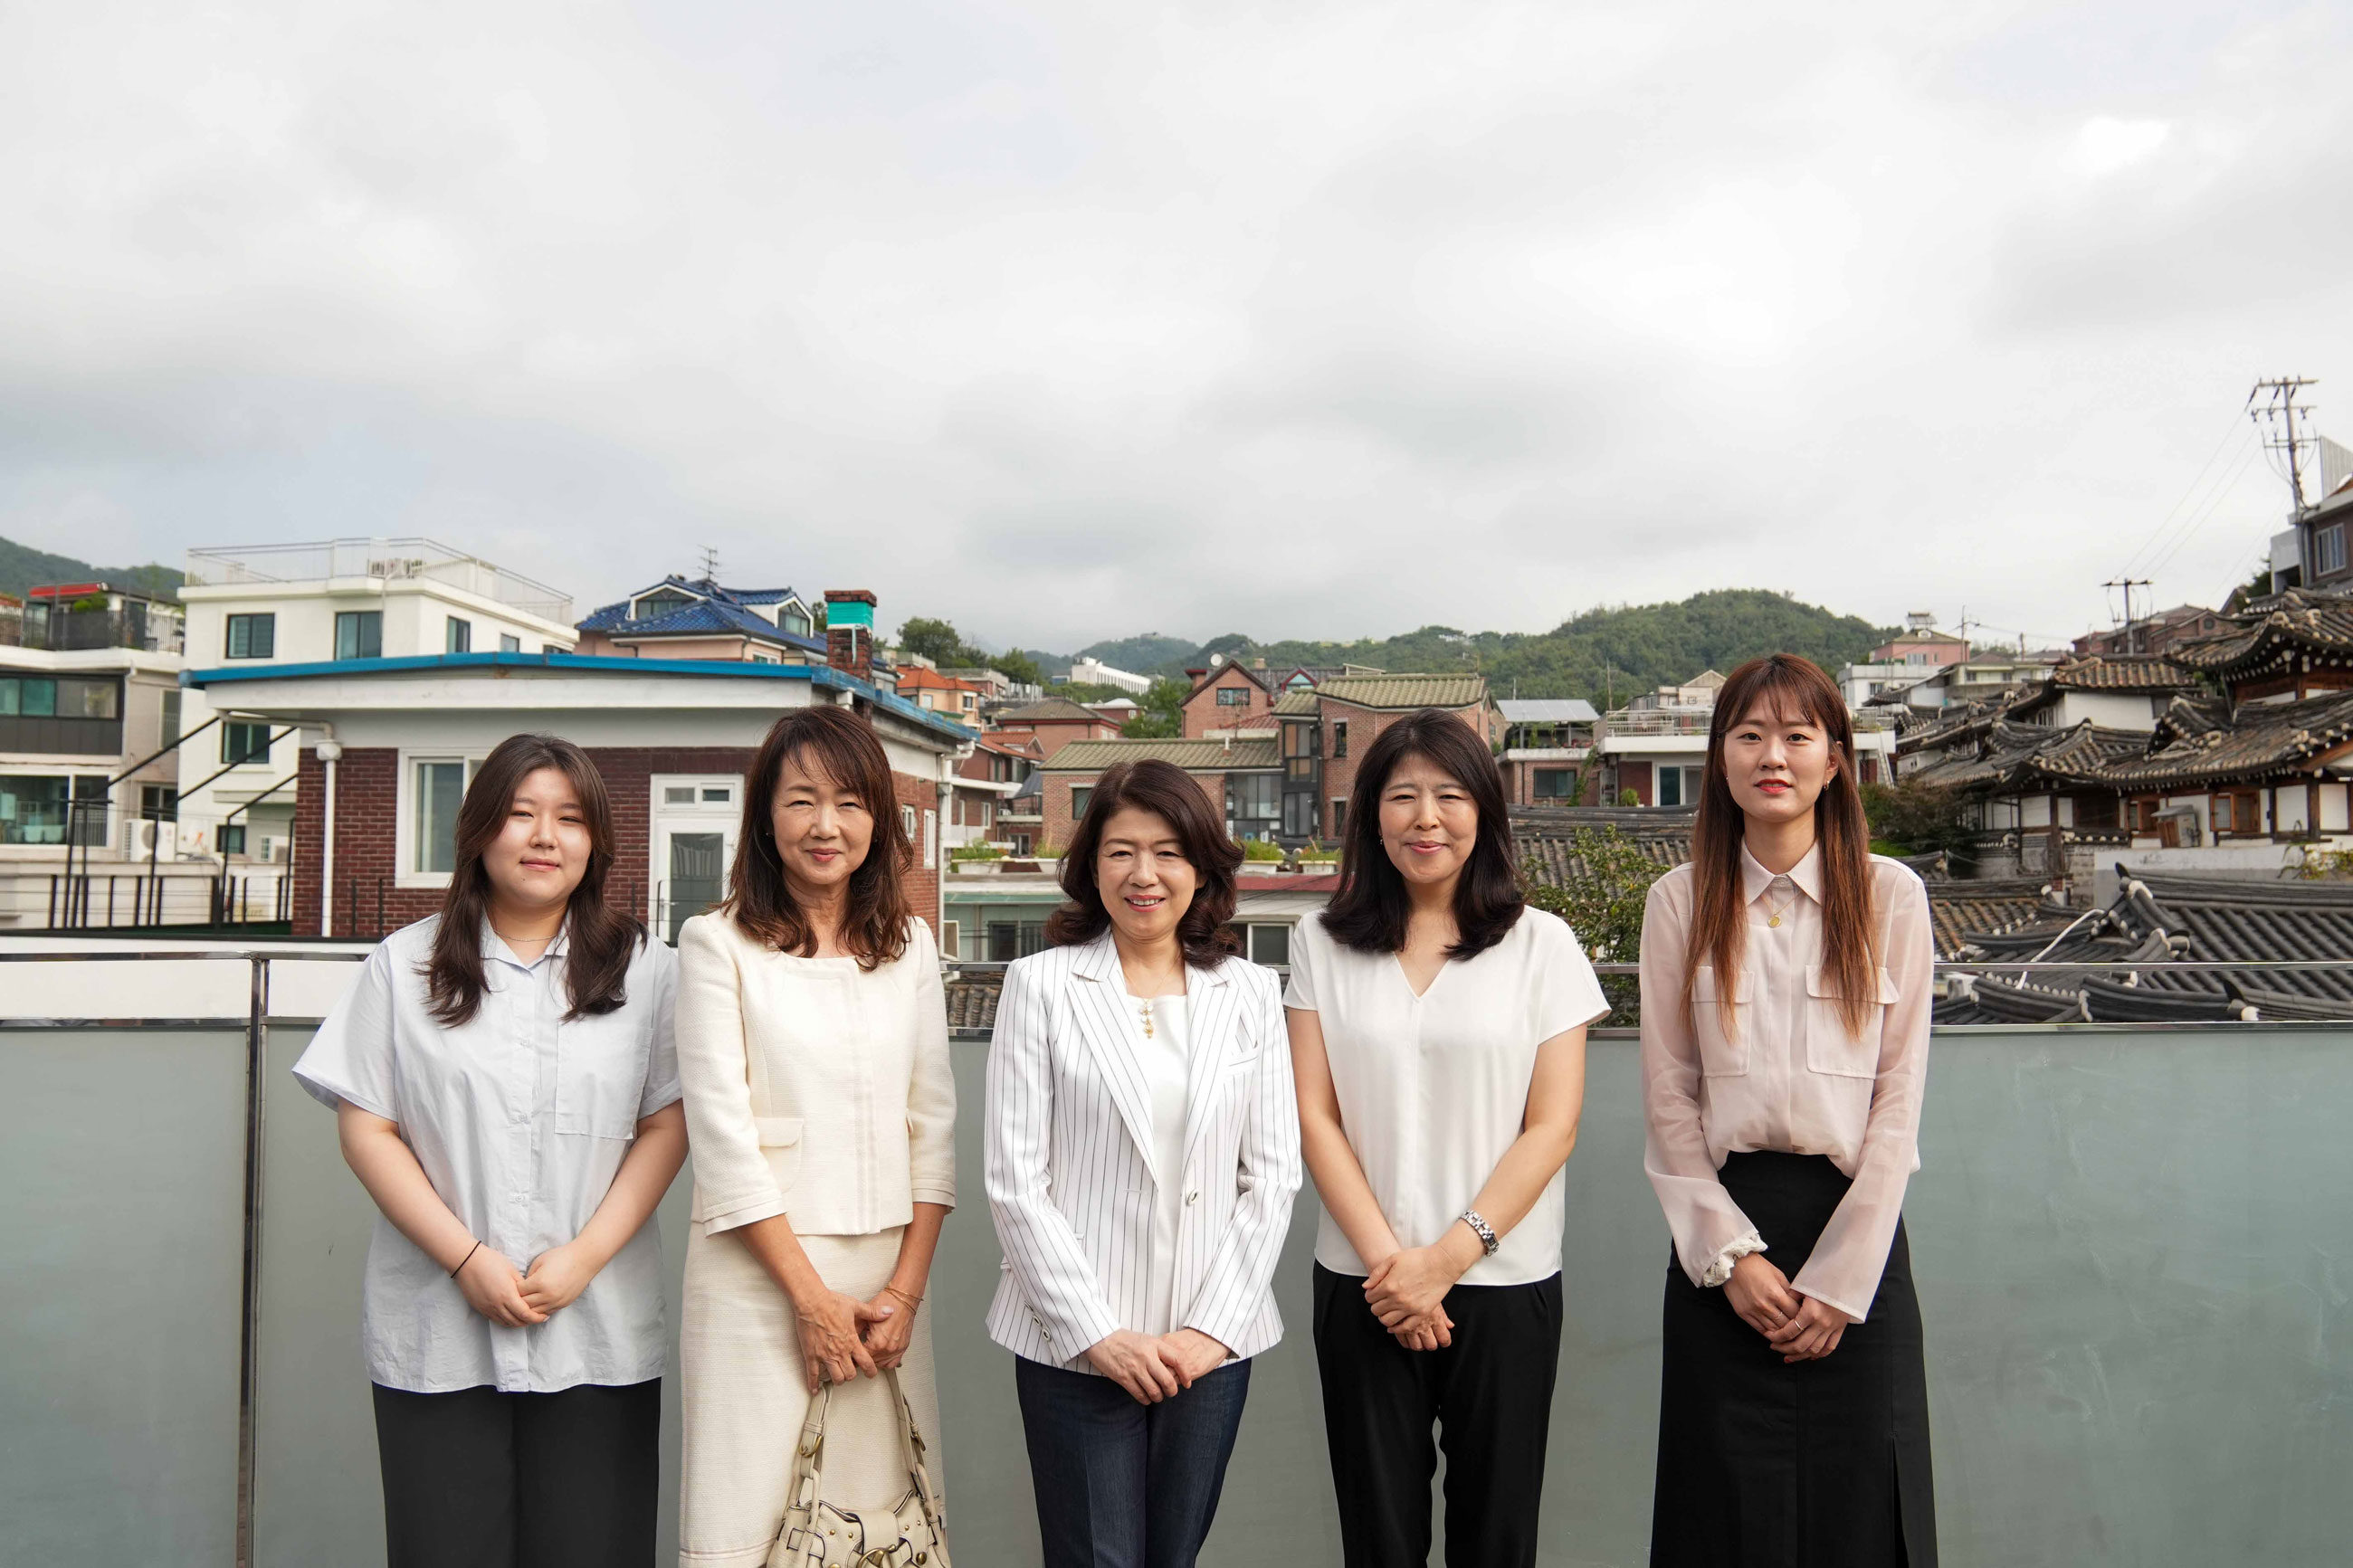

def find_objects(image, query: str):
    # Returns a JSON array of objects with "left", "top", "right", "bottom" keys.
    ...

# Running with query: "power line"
[
  {"left": 2101, "top": 577, "right": 2152, "bottom": 654},
  {"left": 2144, "top": 441, "right": 2264, "bottom": 580},
  {"left": 2249, "top": 376, "right": 2319, "bottom": 513},
  {"left": 2124, "top": 407, "right": 2260, "bottom": 576}
]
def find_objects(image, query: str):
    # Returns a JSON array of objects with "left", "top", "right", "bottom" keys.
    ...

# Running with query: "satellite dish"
[{"left": 1208, "top": 652, "right": 1223, "bottom": 667}]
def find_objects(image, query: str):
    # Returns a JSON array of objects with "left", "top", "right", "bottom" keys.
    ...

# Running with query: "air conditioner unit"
[{"left": 125, "top": 819, "right": 190, "bottom": 859}]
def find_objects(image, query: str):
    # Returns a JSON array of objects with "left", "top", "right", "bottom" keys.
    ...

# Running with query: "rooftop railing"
[
  {"left": 184, "top": 538, "right": 575, "bottom": 625},
  {"left": 1598, "top": 706, "right": 1900, "bottom": 736},
  {"left": 7, "top": 948, "right": 2347, "bottom": 1565}
]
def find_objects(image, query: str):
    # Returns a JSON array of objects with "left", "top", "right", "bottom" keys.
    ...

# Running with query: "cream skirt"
[{"left": 679, "top": 1223, "right": 944, "bottom": 1568}]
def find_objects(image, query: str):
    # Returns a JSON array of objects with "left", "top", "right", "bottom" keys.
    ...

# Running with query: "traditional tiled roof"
[
  {"left": 1901, "top": 719, "right": 2148, "bottom": 791},
  {"left": 2169, "top": 588, "right": 2353, "bottom": 678},
  {"left": 1310, "top": 674, "right": 1489, "bottom": 710},
  {"left": 1939, "top": 867, "right": 2353, "bottom": 1021},
  {"left": 1042, "top": 736, "right": 1281, "bottom": 771},
  {"left": 945, "top": 972, "right": 1001, "bottom": 1034},
  {"left": 1924, "top": 879, "right": 2065, "bottom": 959},
  {"left": 1272, "top": 689, "right": 1319, "bottom": 717},
  {"left": 1511, "top": 806, "right": 1695, "bottom": 884},
  {"left": 999, "top": 698, "right": 1110, "bottom": 724},
  {"left": 2045, "top": 655, "right": 2199, "bottom": 691},
  {"left": 2091, "top": 689, "right": 2353, "bottom": 790}
]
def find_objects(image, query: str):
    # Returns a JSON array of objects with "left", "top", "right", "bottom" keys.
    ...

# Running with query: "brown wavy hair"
[
  {"left": 1322, "top": 708, "right": 1525, "bottom": 960},
  {"left": 1682, "top": 654, "right": 1880, "bottom": 1039},
  {"left": 1045, "top": 758, "right": 1243, "bottom": 966},
  {"left": 721, "top": 704, "right": 914, "bottom": 969},
  {"left": 424, "top": 733, "right": 643, "bottom": 1027}
]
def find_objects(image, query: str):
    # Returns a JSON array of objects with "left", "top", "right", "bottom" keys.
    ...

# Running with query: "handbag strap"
[
  {"left": 884, "top": 1369, "right": 946, "bottom": 1527},
  {"left": 786, "top": 1370, "right": 946, "bottom": 1537}
]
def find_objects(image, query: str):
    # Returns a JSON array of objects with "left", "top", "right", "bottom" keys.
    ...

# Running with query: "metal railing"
[{"left": 185, "top": 539, "right": 574, "bottom": 624}]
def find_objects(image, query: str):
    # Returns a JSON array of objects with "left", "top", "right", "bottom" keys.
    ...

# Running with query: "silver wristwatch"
[{"left": 1461, "top": 1210, "right": 1500, "bottom": 1257}]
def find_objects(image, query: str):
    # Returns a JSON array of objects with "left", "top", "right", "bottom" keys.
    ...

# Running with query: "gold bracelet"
[{"left": 883, "top": 1285, "right": 924, "bottom": 1309}]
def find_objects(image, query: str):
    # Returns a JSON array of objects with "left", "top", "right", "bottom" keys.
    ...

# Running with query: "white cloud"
[{"left": 0, "top": 0, "right": 2346, "bottom": 653}]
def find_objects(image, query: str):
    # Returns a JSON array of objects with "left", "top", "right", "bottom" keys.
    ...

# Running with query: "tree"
[
  {"left": 897, "top": 616, "right": 969, "bottom": 666},
  {"left": 1861, "top": 780, "right": 1976, "bottom": 870},
  {"left": 1122, "top": 677, "right": 1189, "bottom": 738},
  {"left": 991, "top": 647, "right": 1044, "bottom": 686},
  {"left": 1522, "top": 827, "right": 1668, "bottom": 1024}
]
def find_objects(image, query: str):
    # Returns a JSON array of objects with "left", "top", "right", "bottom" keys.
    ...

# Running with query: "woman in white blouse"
[
  {"left": 294, "top": 734, "right": 686, "bottom": 1568},
  {"left": 673, "top": 704, "right": 957, "bottom": 1568},
  {"left": 986, "top": 758, "right": 1302, "bottom": 1568},
  {"left": 1640, "top": 653, "right": 1937, "bottom": 1567},
  {"left": 1288, "top": 708, "right": 1610, "bottom": 1568}
]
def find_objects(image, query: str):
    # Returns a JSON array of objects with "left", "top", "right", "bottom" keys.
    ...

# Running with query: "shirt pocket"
[
  {"left": 552, "top": 1015, "right": 653, "bottom": 1139},
  {"left": 755, "top": 1115, "right": 805, "bottom": 1202},
  {"left": 1803, "top": 965, "right": 1899, "bottom": 1079},
  {"left": 1691, "top": 965, "right": 1751, "bottom": 1078}
]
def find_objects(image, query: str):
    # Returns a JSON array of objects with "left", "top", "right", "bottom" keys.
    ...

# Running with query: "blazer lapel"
[
  {"left": 1176, "top": 957, "right": 1243, "bottom": 1179},
  {"left": 1067, "top": 933, "right": 1162, "bottom": 1183}
]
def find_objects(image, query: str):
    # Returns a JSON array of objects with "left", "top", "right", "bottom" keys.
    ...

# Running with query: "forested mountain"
[
  {"left": 0, "top": 535, "right": 183, "bottom": 602},
  {"left": 1061, "top": 590, "right": 1891, "bottom": 706}
]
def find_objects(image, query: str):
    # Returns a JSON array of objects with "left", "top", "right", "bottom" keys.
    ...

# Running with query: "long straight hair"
[
  {"left": 1044, "top": 758, "right": 1243, "bottom": 965},
  {"left": 720, "top": 704, "right": 914, "bottom": 970},
  {"left": 1682, "top": 654, "right": 1879, "bottom": 1038},
  {"left": 424, "top": 733, "right": 643, "bottom": 1027},
  {"left": 1321, "top": 707, "right": 1524, "bottom": 960}
]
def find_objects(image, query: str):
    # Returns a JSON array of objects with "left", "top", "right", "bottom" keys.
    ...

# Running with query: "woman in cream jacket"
[{"left": 673, "top": 707, "right": 957, "bottom": 1568}]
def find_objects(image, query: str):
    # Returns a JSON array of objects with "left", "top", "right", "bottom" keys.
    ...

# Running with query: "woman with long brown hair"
[
  {"left": 673, "top": 703, "right": 956, "bottom": 1567},
  {"left": 294, "top": 734, "right": 685, "bottom": 1568},
  {"left": 1640, "top": 654, "right": 1937, "bottom": 1566}
]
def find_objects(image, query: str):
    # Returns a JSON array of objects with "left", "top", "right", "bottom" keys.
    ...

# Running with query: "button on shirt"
[
  {"left": 1638, "top": 847, "right": 1934, "bottom": 1321},
  {"left": 292, "top": 917, "right": 681, "bottom": 1393},
  {"left": 1127, "top": 992, "right": 1193, "bottom": 1335},
  {"left": 1284, "top": 908, "right": 1610, "bottom": 1287}
]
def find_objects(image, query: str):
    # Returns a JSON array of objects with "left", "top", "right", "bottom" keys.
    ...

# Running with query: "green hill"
[
  {"left": 0, "top": 535, "right": 183, "bottom": 603},
  {"left": 1062, "top": 590, "right": 1893, "bottom": 706}
]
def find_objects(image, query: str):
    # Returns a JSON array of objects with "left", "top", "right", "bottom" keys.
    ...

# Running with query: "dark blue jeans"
[{"left": 1014, "top": 1354, "right": 1253, "bottom": 1568}]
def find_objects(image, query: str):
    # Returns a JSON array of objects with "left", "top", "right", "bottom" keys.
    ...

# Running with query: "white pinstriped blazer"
[{"left": 984, "top": 933, "right": 1303, "bottom": 1372}]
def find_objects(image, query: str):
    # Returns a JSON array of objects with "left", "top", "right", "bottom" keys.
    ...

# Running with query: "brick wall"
[
  {"left": 294, "top": 743, "right": 942, "bottom": 940},
  {"left": 1181, "top": 668, "right": 1272, "bottom": 738},
  {"left": 1315, "top": 701, "right": 1491, "bottom": 840},
  {"left": 1040, "top": 766, "right": 1225, "bottom": 851}
]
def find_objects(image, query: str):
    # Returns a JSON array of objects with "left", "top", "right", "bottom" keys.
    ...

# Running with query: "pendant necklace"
[
  {"left": 1138, "top": 998, "right": 1156, "bottom": 1040},
  {"left": 1763, "top": 883, "right": 1799, "bottom": 929}
]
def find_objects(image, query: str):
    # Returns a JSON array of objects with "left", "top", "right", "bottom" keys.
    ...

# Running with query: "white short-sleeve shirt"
[
  {"left": 292, "top": 916, "right": 681, "bottom": 1393},
  {"left": 1285, "top": 906, "right": 1609, "bottom": 1286}
]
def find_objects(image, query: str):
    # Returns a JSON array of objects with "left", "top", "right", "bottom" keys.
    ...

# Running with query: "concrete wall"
[{"left": 8, "top": 1019, "right": 2351, "bottom": 1565}]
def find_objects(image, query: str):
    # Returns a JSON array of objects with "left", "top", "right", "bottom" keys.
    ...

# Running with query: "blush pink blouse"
[{"left": 1637, "top": 845, "right": 1934, "bottom": 1322}]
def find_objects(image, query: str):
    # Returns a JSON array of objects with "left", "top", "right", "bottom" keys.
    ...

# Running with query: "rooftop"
[
  {"left": 185, "top": 538, "right": 574, "bottom": 624},
  {"left": 997, "top": 697, "right": 1110, "bottom": 724},
  {"left": 1499, "top": 698, "right": 1600, "bottom": 724},
  {"left": 1043, "top": 736, "right": 1281, "bottom": 771},
  {"left": 575, "top": 576, "right": 824, "bottom": 655},
  {"left": 1304, "top": 673, "right": 1489, "bottom": 710}
]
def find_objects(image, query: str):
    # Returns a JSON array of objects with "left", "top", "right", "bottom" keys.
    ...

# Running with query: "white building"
[
  {"left": 1066, "top": 656, "right": 1153, "bottom": 695},
  {"left": 1596, "top": 672, "right": 1899, "bottom": 805},
  {"left": 175, "top": 540, "right": 577, "bottom": 878}
]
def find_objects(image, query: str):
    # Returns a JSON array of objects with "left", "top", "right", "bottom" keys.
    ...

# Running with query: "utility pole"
[
  {"left": 2250, "top": 376, "right": 2319, "bottom": 514},
  {"left": 2102, "top": 577, "right": 2152, "bottom": 655},
  {"left": 699, "top": 544, "right": 723, "bottom": 583}
]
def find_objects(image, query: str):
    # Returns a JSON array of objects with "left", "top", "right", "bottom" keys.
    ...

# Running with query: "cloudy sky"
[{"left": 2, "top": 0, "right": 2348, "bottom": 653}]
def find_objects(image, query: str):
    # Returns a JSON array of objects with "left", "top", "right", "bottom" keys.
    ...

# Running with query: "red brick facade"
[
  {"left": 294, "top": 744, "right": 941, "bottom": 940},
  {"left": 1304, "top": 700, "right": 1494, "bottom": 841},
  {"left": 1037, "top": 766, "right": 1226, "bottom": 851},
  {"left": 1180, "top": 666, "right": 1273, "bottom": 737}
]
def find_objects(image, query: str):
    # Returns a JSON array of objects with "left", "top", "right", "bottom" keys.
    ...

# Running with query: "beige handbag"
[{"left": 767, "top": 1369, "right": 951, "bottom": 1568}]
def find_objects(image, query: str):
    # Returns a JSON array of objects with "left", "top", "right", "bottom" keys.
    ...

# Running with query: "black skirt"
[{"left": 1651, "top": 1151, "right": 1936, "bottom": 1568}]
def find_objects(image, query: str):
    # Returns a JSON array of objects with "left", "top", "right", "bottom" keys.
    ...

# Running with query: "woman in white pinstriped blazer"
[{"left": 985, "top": 758, "right": 1303, "bottom": 1568}]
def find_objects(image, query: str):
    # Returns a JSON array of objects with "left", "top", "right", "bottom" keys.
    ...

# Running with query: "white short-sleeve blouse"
[
  {"left": 292, "top": 917, "right": 681, "bottom": 1394},
  {"left": 1284, "top": 906, "right": 1609, "bottom": 1286}
]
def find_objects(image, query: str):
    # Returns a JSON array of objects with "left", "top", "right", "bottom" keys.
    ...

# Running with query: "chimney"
[{"left": 824, "top": 590, "right": 878, "bottom": 684}]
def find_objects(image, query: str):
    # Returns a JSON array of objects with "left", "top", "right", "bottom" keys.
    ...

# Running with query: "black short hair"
[
  {"left": 1321, "top": 708, "right": 1524, "bottom": 960},
  {"left": 1045, "top": 758, "right": 1243, "bottom": 966}
]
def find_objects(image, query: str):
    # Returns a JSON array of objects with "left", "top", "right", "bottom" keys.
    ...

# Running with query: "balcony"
[
  {"left": 185, "top": 538, "right": 574, "bottom": 625},
  {"left": 10, "top": 604, "right": 185, "bottom": 655},
  {"left": 5, "top": 951, "right": 2344, "bottom": 1564}
]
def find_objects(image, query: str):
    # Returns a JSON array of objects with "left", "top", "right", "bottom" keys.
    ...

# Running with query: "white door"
[{"left": 650, "top": 776, "right": 742, "bottom": 943}]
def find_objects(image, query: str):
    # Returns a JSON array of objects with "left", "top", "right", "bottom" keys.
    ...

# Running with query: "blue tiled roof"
[{"left": 576, "top": 576, "right": 823, "bottom": 654}]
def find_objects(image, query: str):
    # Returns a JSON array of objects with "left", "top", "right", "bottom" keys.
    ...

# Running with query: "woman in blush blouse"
[
  {"left": 1289, "top": 708, "right": 1610, "bottom": 1568},
  {"left": 1641, "top": 654, "right": 1938, "bottom": 1567},
  {"left": 294, "top": 734, "right": 685, "bottom": 1568},
  {"left": 673, "top": 704, "right": 957, "bottom": 1568}
]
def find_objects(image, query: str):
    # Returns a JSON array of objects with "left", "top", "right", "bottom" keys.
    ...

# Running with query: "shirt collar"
[
  {"left": 481, "top": 915, "right": 569, "bottom": 971},
  {"left": 1739, "top": 841, "right": 1824, "bottom": 906}
]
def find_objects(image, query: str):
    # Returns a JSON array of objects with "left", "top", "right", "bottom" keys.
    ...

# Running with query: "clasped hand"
[
  {"left": 1723, "top": 1253, "right": 1853, "bottom": 1362},
  {"left": 1085, "top": 1328, "right": 1232, "bottom": 1405},
  {"left": 1366, "top": 1243, "right": 1468, "bottom": 1352}
]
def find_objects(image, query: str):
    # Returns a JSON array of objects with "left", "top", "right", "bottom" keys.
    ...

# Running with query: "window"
[
  {"left": 1248, "top": 923, "right": 1292, "bottom": 967},
  {"left": 500, "top": 633, "right": 521, "bottom": 653},
  {"left": 222, "top": 720, "right": 272, "bottom": 765},
  {"left": 986, "top": 920, "right": 1047, "bottom": 962},
  {"left": 0, "top": 676, "right": 118, "bottom": 719},
  {"left": 1329, "top": 798, "right": 1348, "bottom": 836},
  {"left": 0, "top": 775, "right": 106, "bottom": 846},
  {"left": 1216, "top": 687, "right": 1250, "bottom": 707},
  {"left": 1226, "top": 774, "right": 1280, "bottom": 821},
  {"left": 902, "top": 803, "right": 919, "bottom": 842},
  {"left": 413, "top": 759, "right": 469, "bottom": 874},
  {"left": 1533, "top": 767, "right": 1575, "bottom": 799},
  {"left": 224, "top": 613, "right": 276, "bottom": 659},
  {"left": 1332, "top": 721, "right": 1348, "bottom": 759},
  {"left": 1658, "top": 765, "right": 1702, "bottom": 808},
  {"left": 335, "top": 611, "right": 383, "bottom": 660},
  {"left": 1069, "top": 784, "right": 1092, "bottom": 821},
  {"left": 161, "top": 689, "right": 181, "bottom": 748},
  {"left": 217, "top": 822, "right": 247, "bottom": 856},
  {"left": 702, "top": 785, "right": 732, "bottom": 803},
  {"left": 445, "top": 617, "right": 472, "bottom": 653},
  {"left": 2218, "top": 791, "right": 2261, "bottom": 835},
  {"left": 2319, "top": 524, "right": 2348, "bottom": 577},
  {"left": 924, "top": 809, "right": 937, "bottom": 865},
  {"left": 139, "top": 783, "right": 177, "bottom": 822},
  {"left": 633, "top": 588, "right": 696, "bottom": 621}
]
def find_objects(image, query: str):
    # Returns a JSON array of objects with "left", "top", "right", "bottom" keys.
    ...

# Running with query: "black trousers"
[
  {"left": 1313, "top": 1263, "right": 1563, "bottom": 1568},
  {"left": 1652, "top": 1152, "right": 1936, "bottom": 1568},
  {"left": 371, "top": 1380, "right": 661, "bottom": 1568}
]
